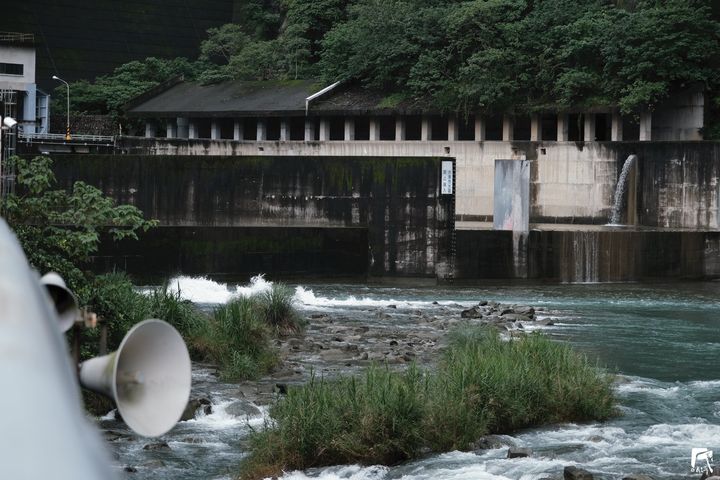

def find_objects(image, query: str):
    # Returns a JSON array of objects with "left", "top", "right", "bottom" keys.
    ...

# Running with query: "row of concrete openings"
[{"left": 147, "top": 112, "right": 653, "bottom": 142}]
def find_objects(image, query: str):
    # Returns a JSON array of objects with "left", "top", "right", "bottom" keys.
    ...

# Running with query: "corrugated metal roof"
[{"left": 127, "top": 79, "right": 324, "bottom": 117}]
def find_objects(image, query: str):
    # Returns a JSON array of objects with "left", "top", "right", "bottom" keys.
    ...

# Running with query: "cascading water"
[{"left": 609, "top": 154, "right": 638, "bottom": 225}]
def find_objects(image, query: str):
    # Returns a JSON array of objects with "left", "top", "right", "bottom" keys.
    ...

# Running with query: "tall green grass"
[
  {"left": 200, "top": 297, "right": 279, "bottom": 381},
  {"left": 240, "top": 326, "right": 615, "bottom": 479},
  {"left": 192, "top": 283, "right": 303, "bottom": 380},
  {"left": 81, "top": 273, "right": 208, "bottom": 359}
]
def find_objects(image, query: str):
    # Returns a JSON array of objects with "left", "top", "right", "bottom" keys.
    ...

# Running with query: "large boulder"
[
  {"left": 564, "top": 466, "right": 594, "bottom": 480},
  {"left": 225, "top": 400, "right": 261, "bottom": 418}
]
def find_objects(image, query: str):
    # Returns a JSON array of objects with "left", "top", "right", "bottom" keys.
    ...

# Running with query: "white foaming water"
[
  {"left": 279, "top": 465, "right": 389, "bottom": 480},
  {"left": 293, "top": 286, "right": 446, "bottom": 309},
  {"left": 165, "top": 275, "right": 273, "bottom": 303},
  {"left": 183, "top": 400, "right": 267, "bottom": 430}
]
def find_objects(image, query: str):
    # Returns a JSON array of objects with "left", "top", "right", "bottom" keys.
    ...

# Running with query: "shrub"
[
  {"left": 240, "top": 326, "right": 615, "bottom": 479},
  {"left": 81, "top": 273, "right": 207, "bottom": 359}
]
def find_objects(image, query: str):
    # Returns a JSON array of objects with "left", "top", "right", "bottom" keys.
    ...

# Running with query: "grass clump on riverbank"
[
  {"left": 193, "top": 283, "right": 302, "bottom": 380},
  {"left": 83, "top": 273, "right": 207, "bottom": 358},
  {"left": 83, "top": 274, "right": 300, "bottom": 381},
  {"left": 240, "top": 326, "right": 615, "bottom": 479}
]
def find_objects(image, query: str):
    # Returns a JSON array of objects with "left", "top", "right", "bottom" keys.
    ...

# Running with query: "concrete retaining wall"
[
  {"left": 116, "top": 138, "right": 720, "bottom": 228},
  {"left": 53, "top": 154, "right": 453, "bottom": 278}
]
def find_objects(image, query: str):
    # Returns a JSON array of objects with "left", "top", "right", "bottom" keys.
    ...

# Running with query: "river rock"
[
  {"left": 124, "top": 466, "right": 137, "bottom": 473},
  {"left": 470, "top": 435, "right": 515, "bottom": 451},
  {"left": 622, "top": 475, "right": 654, "bottom": 480},
  {"left": 225, "top": 400, "right": 261, "bottom": 418},
  {"left": 143, "top": 441, "right": 170, "bottom": 451},
  {"left": 564, "top": 466, "right": 593, "bottom": 480},
  {"left": 507, "top": 447, "right": 532, "bottom": 458},
  {"left": 501, "top": 313, "right": 532, "bottom": 322},
  {"left": 461, "top": 306, "right": 483, "bottom": 319},
  {"left": 513, "top": 305, "right": 535, "bottom": 317}
]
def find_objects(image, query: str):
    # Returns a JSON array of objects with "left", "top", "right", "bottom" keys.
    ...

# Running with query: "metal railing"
[
  {"left": 0, "top": 32, "right": 35, "bottom": 43},
  {"left": 19, "top": 132, "right": 115, "bottom": 144}
]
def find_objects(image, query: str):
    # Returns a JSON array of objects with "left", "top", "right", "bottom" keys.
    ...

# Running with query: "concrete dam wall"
[
  {"left": 52, "top": 155, "right": 453, "bottom": 279},
  {"left": 117, "top": 138, "right": 720, "bottom": 229},
  {"left": 49, "top": 141, "right": 720, "bottom": 281}
]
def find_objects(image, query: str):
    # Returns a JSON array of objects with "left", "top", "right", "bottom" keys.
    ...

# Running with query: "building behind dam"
[{"left": 26, "top": 78, "right": 720, "bottom": 283}]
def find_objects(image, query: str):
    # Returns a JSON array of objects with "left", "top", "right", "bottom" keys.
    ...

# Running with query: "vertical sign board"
[
  {"left": 493, "top": 159, "right": 530, "bottom": 232},
  {"left": 441, "top": 161, "right": 453, "bottom": 195}
]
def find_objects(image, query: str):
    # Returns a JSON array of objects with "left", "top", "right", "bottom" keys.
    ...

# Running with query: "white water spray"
[{"left": 609, "top": 154, "right": 638, "bottom": 225}]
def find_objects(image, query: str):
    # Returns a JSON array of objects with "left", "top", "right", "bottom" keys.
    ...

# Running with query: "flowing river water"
[{"left": 102, "top": 278, "right": 720, "bottom": 480}]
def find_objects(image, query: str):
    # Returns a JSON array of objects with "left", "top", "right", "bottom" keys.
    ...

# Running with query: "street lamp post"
[
  {"left": 0, "top": 115, "right": 18, "bottom": 202},
  {"left": 52, "top": 75, "right": 71, "bottom": 140}
]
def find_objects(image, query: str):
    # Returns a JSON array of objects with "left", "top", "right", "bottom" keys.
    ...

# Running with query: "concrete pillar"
[
  {"left": 344, "top": 118, "right": 355, "bottom": 141},
  {"left": 474, "top": 116, "right": 485, "bottom": 141},
  {"left": 280, "top": 118, "right": 289, "bottom": 141},
  {"left": 233, "top": 119, "right": 243, "bottom": 140},
  {"left": 188, "top": 120, "right": 198, "bottom": 139},
  {"left": 584, "top": 113, "right": 596, "bottom": 141},
  {"left": 304, "top": 118, "right": 315, "bottom": 141},
  {"left": 557, "top": 114, "right": 568, "bottom": 141},
  {"left": 611, "top": 112, "right": 623, "bottom": 141},
  {"left": 210, "top": 119, "right": 220, "bottom": 140},
  {"left": 421, "top": 116, "right": 431, "bottom": 141},
  {"left": 176, "top": 117, "right": 189, "bottom": 138},
  {"left": 395, "top": 116, "right": 405, "bottom": 141},
  {"left": 319, "top": 118, "right": 330, "bottom": 141},
  {"left": 166, "top": 120, "right": 177, "bottom": 139},
  {"left": 502, "top": 115, "right": 514, "bottom": 141},
  {"left": 447, "top": 116, "right": 459, "bottom": 141},
  {"left": 256, "top": 119, "right": 267, "bottom": 141},
  {"left": 144, "top": 121, "right": 156, "bottom": 138},
  {"left": 639, "top": 110, "right": 652, "bottom": 141},
  {"left": 530, "top": 115, "right": 540, "bottom": 141},
  {"left": 369, "top": 118, "right": 380, "bottom": 141}
]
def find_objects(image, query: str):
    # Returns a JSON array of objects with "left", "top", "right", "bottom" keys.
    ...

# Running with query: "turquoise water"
[{"left": 110, "top": 279, "right": 720, "bottom": 480}]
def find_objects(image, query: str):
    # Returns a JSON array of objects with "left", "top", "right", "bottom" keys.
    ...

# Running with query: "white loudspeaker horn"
[
  {"left": 79, "top": 319, "right": 192, "bottom": 437},
  {"left": 40, "top": 272, "right": 79, "bottom": 332}
]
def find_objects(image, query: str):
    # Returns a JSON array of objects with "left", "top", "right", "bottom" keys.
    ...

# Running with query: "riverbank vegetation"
[
  {"left": 240, "top": 326, "right": 615, "bottom": 479},
  {"left": 193, "top": 285, "right": 304, "bottom": 381},
  {"left": 2, "top": 154, "right": 300, "bottom": 380},
  {"left": 84, "top": 273, "right": 301, "bottom": 380},
  {"left": 54, "top": 1, "right": 720, "bottom": 138}
]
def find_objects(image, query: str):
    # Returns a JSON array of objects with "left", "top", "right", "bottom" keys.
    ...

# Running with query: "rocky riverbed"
[{"left": 185, "top": 299, "right": 558, "bottom": 408}]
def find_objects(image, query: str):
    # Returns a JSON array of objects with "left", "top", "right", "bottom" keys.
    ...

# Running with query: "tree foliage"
[
  {"left": 52, "top": 57, "right": 205, "bottom": 118},
  {"left": 60, "top": 0, "right": 720, "bottom": 133},
  {"left": 2, "top": 155, "right": 157, "bottom": 298}
]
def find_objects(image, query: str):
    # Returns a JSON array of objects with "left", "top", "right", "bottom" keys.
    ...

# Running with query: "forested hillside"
[{"left": 54, "top": 0, "right": 720, "bottom": 137}]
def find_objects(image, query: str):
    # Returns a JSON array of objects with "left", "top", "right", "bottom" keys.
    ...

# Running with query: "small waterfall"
[{"left": 609, "top": 154, "right": 638, "bottom": 225}]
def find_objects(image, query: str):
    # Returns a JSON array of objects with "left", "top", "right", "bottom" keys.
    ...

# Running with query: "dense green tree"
[{"left": 2, "top": 156, "right": 156, "bottom": 298}]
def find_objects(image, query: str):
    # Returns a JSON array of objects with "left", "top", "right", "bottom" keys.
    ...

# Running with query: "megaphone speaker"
[
  {"left": 79, "top": 319, "right": 192, "bottom": 437},
  {"left": 40, "top": 272, "right": 79, "bottom": 332}
]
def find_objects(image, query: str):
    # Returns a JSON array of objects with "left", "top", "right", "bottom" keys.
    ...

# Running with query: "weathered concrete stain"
[{"left": 54, "top": 155, "right": 452, "bottom": 278}]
